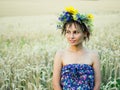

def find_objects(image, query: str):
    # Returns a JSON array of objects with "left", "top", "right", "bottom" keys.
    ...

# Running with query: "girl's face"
[{"left": 65, "top": 23, "right": 85, "bottom": 46}]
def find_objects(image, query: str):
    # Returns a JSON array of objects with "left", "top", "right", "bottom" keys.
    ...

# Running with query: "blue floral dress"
[{"left": 60, "top": 64, "right": 94, "bottom": 90}]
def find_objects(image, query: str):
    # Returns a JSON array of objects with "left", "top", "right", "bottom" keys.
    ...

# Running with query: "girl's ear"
[
  {"left": 83, "top": 32, "right": 87, "bottom": 41},
  {"left": 84, "top": 32, "right": 87, "bottom": 37}
]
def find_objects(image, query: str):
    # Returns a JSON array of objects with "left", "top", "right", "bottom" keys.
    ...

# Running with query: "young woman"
[{"left": 52, "top": 6, "right": 101, "bottom": 90}]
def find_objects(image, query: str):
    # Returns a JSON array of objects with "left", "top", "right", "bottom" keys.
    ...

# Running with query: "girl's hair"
[{"left": 62, "top": 20, "right": 90, "bottom": 41}]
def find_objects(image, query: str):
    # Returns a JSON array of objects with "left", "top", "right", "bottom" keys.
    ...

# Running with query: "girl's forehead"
[{"left": 66, "top": 23, "right": 81, "bottom": 31}]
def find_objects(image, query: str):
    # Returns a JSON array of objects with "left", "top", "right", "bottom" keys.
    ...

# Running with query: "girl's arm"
[
  {"left": 52, "top": 50, "right": 63, "bottom": 90},
  {"left": 92, "top": 51, "right": 101, "bottom": 90}
]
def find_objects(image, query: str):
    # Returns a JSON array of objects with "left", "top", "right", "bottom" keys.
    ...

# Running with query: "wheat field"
[{"left": 0, "top": 0, "right": 120, "bottom": 90}]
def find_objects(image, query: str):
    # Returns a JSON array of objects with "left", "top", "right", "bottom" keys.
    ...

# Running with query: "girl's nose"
[{"left": 70, "top": 33, "right": 74, "bottom": 39}]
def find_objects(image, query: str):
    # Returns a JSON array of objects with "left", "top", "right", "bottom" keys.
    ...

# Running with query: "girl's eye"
[
  {"left": 74, "top": 31, "right": 79, "bottom": 34},
  {"left": 66, "top": 31, "right": 70, "bottom": 33}
]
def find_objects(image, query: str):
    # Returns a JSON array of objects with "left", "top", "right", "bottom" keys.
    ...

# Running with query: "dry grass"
[{"left": 0, "top": 0, "right": 120, "bottom": 90}]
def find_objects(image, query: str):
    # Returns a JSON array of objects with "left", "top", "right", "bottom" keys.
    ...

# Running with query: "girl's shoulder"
[
  {"left": 89, "top": 49, "right": 99, "bottom": 57},
  {"left": 55, "top": 49, "right": 65, "bottom": 57},
  {"left": 87, "top": 49, "right": 99, "bottom": 61},
  {"left": 87, "top": 49, "right": 99, "bottom": 55},
  {"left": 86, "top": 49, "right": 100, "bottom": 65}
]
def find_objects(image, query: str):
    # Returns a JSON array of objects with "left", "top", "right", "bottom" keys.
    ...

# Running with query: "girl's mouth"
[{"left": 69, "top": 40, "right": 76, "bottom": 43}]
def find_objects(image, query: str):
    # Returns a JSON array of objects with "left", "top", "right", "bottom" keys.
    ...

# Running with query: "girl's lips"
[{"left": 69, "top": 40, "right": 76, "bottom": 43}]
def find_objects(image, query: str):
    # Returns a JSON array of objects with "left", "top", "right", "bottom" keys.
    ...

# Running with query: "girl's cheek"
[
  {"left": 76, "top": 34, "right": 82, "bottom": 37},
  {"left": 65, "top": 34, "right": 69, "bottom": 38}
]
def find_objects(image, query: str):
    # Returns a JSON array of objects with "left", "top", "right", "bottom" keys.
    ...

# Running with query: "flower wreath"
[{"left": 57, "top": 6, "right": 94, "bottom": 33}]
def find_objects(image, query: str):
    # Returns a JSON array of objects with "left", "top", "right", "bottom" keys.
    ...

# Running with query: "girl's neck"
[{"left": 68, "top": 43, "right": 85, "bottom": 52}]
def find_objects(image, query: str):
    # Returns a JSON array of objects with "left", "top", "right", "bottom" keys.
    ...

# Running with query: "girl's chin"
[
  {"left": 69, "top": 42, "right": 83, "bottom": 46},
  {"left": 69, "top": 43, "right": 78, "bottom": 46}
]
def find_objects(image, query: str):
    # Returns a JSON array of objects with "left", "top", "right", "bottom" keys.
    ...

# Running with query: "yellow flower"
[
  {"left": 65, "top": 6, "right": 78, "bottom": 14},
  {"left": 87, "top": 14, "right": 94, "bottom": 19},
  {"left": 72, "top": 15, "right": 77, "bottom": 20}
]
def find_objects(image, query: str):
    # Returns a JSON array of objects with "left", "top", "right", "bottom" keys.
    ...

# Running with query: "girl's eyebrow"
[
  {"left": 66, "top": 28, "right": 71, "bottom": 31},
  {"left": 66, "top": 29, "right": 70, "bottom": 31},
  {"left": 66, "top": 29, "right": 78, "bottom": 31}
]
